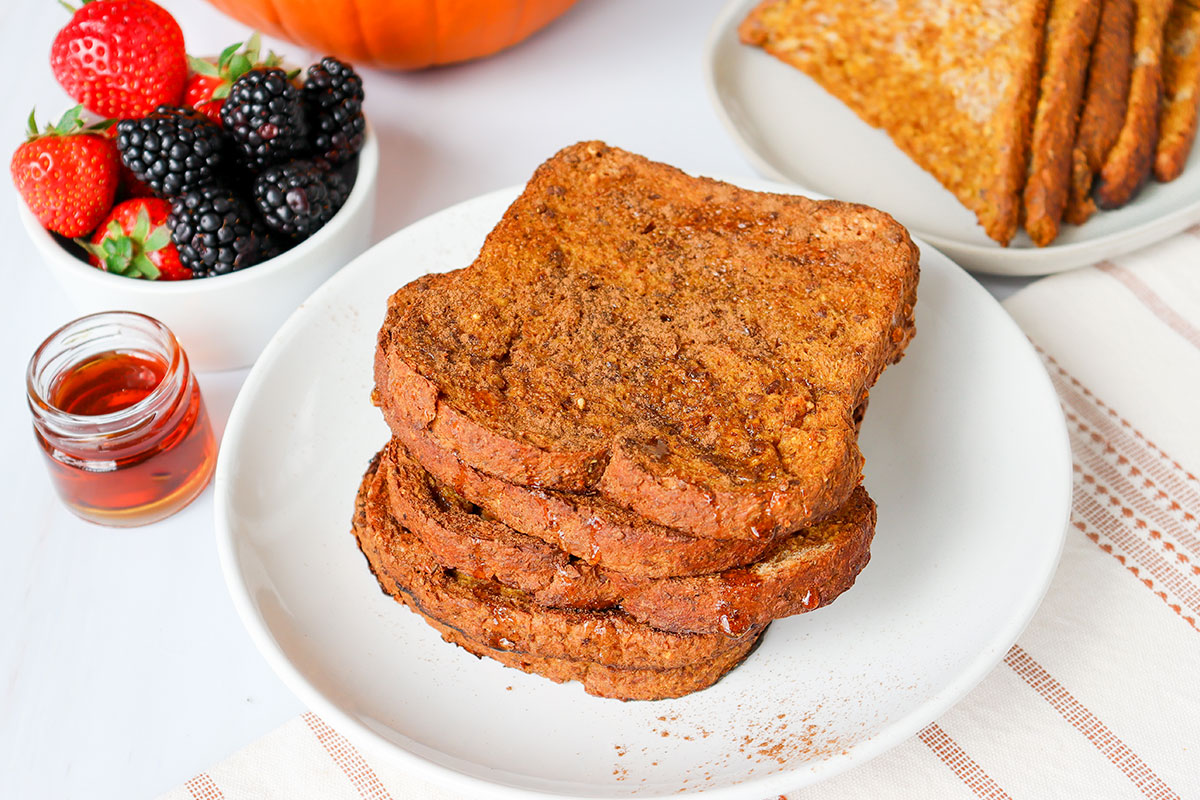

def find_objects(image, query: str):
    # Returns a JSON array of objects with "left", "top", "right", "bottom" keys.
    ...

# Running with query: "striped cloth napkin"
[{"left": 161, "top": 229, "right": 1200, "bottom": 800}]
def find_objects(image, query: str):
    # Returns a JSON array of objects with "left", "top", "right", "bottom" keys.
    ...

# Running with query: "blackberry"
[
  {"left": 168, "top": 185, "right": 266, "bottom": 277},
  {"left": 253, "top": 159, "right": 350, "bottom": 238},
  {"left": 220, "top": 67, "right": 309, "bottom": 169},
  {"left": 252, "top": 210, "right": 296, "bottom": 260},
  {"left": 115, "top": 106, "right": 223, "bottom": 196},
  {"left": 302, "top": 57, "right": 365, "bottom": 165},
  {"left": 259, "top": 228, "right": 295, "bottom": 261}
]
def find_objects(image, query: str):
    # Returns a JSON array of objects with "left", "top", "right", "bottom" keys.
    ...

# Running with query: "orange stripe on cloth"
[
  {"left": 184, "top": 773, "right": 224, "bottom": 800},
  {"left": 303, "top": 712, "right": 395, "bottom": 800},
  {"left": 1096, "top": 261, "right": 1200, "bottom": 350},
  {"left": 1040, "top": 350, "right": 1200, "bottom": 563},
  {"left": 1073, "top": 485, "right": 1200, "bottom": 622},
  {"left": 1004, "top": 646, "right": 1182, "bottom": 800},
  {"left": 1067, "top": 410, "right": 1200, "bottom": 563},
  {"left": 1072, "top": 512, "right": 1199, "bottom": 631},
  {"left": 1040, "top": 349, "right": 1200, "bottom": 498},
  {"left": 917, "top": 723, "right": 1012, "bottom": 799}
]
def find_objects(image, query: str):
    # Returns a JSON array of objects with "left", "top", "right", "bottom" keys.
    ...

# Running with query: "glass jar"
[{"left": 26, "top": 311, "right": 216, "bottom": 527}]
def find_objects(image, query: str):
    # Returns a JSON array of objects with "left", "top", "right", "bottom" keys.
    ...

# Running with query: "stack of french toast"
[
  {"left": 741, "top": 0, "right": 1200, "bottom": 247},
  {"left": 353, "top": 142, "right": 920, "bottom": 700}
]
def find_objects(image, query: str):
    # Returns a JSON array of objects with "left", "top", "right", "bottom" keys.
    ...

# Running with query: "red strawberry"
[
  {"left": 10, "top": 106, "right": 120, "bottom": 237},
  {"left": 51, "top": 0, "right": 187, "bottom": 119},
  {"left": 184, "top": 33, "right": 279, "bottom": 126},
  {"left": 80, "top": 197, "right": 191, "bottom": 280},
  {"left": 183, "top": 73, "right": 226, "bottom": 126}
]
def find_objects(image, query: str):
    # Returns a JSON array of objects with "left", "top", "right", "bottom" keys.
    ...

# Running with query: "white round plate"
[
  {"left": 216, "top": 179, "right": 1072, "bottom": 798},
  {"left": 705, "top": 0, "right": 1200, "bottom": 277}
]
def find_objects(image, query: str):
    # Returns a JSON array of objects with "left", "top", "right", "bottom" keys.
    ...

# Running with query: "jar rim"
[{"left": 26, "top": 311, "right": 187, "bottom": 434}]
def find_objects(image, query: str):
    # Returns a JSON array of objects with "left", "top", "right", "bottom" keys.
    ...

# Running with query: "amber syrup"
[
  {"left": 32, "top": 344, "right": 216, "bottom": 527},
  {"left": 52, "top": 350, "right": 166, "bottom": 415}
]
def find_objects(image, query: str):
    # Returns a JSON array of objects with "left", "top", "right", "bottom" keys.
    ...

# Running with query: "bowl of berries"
[{"left": 12, "top": 1, "right": 378, "bottom": 371}]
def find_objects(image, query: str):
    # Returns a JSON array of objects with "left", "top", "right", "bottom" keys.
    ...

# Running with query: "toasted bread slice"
[
  {"left": 381, "top": 440, "right": 875, "bottom": 635},
  {"left": 1025, "top": 0, "right": 1104, "bottom": 246},
  {"left": 1097, "top": 0, "right": 1175, "bottom": 207},
  {"left": 1155, "top": 0, "right": 1200, "bottom": 181},
  {"left": 375, "top": 142, "right": 918, "bottom": 541},
  {"left": 353, "top": 454, "right": 762, "bottom": 670},
  {"left": 354, "top": 457, "right": 758, "bottom": 700},
  {"left": 739, "top": 0, "right": 1048, "bottom": 245},
  {"left": 410, "top": 605, "right": 760, "bottom": 701},
  {"left": 1066, "top": 0, "right": 1136, "bottom": 224},
  {"left": 392, "top": 405, "right": 786, "bottom": 577},
  {"left": 388, "top": 390, "right": 869, "bottom": 579}
]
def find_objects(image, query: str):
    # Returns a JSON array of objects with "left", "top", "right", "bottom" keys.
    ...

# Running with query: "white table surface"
[{"left": 0, "top": 1, "right": 1029, "bottom": 797}]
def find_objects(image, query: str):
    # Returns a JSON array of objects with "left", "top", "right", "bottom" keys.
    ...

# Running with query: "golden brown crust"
[
  {"left": 353, "top": 455, "right": 761, "bottom": 670},
  {"left": 380, "top": 440, "right": 876, "bottom": 635},
  {"left": 386, "top": 425, "right": 784, "bottom": 578},
  {"left": 1097, "top": 0, "right": 1175, "bottom": 207},
  {"left": 408, "top": 602, "right": 761, "bottom": 701},
  {"left": 740, "top": 0, "right": 1049, "bottom": 245},
  {"left": 376, "top": 351, "right": 608, "bottom": 493},
  {"left": 1067, "top": 0, "right": 1136, "bottom": 224},
  {"left": 374, "top": 142, "right": 918, "bottom": 541},
  {"left": 1155, "top": 0, "right": 1200, "bottom": 181},
  {"left": 1024, "top": 0, "right": 1103, "bottom": 246}
]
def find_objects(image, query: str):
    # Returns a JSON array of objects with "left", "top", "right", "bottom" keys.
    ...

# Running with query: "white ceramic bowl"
[{"left": 20, "top": 124, "right": 379, "bottom": 371}]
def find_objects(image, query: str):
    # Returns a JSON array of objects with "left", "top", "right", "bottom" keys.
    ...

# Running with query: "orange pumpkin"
[{"left": 201, "top": 0, "right": 578, "bottom": 70}]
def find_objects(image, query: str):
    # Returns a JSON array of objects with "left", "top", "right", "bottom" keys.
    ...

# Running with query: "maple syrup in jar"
[{"left": 26, "top": 312, "right": 216, "bottom": 526}]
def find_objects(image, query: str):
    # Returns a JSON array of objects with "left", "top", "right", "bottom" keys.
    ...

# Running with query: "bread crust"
[
  {"left": 740, "top": 0, "right": 1048, "bottom": 245},
  {"left": 611, "top": 492, "right": 873, "bottom": 636},
  {"left": 381, "top": 440, "right": 875, "bottom": 635},
  {"left": 1096, "top": 0, "right": 1175, "bottom": 207},
  {"left": 1155, "top": 0, "right": 1200, "bottom": 181},
  {"left": 1024, "top": 0, "right": 1103, "bottom": 246},
  {"left": 353, "top": 455, "right": 761, "bottom": 670},
  {"left": 402, "top": 599, "right": 761, "bottom": 701},
  {"left": 375, "top": 142, "right": 918, "bottom": 541},
  {"left": 1066, "top": 0, "right": 1136, "bottom": 224},
  {"left": 385, "top": 406, "right": 784, "bottom": 577}
]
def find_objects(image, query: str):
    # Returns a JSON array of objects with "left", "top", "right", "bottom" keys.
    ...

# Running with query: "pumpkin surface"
[{"left": 202, "top": 0, "right": 578, "bottom": 70}]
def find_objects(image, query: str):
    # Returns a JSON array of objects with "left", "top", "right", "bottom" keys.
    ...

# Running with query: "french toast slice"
[
  {"left": 388, "top": 391, "right": 869, "bottom": 579},
  {"left": 409, "top": 606, "right": 761, "bottom": 701},
  {"left": 1066, "top": 0, "right": 1135, "bottom": 224},
  {"left": 1155, "top": 0, "right": 1200, "bottom": 181},
  {"left": 739, "top": 0, "right": 1048, "bottom": 245},
  {"left": 1024, "top": 0, "right": 1103, "bottom": 246},
  {"left": 353, "top": 454, "right": 762, "bottom": 670},
  {"left": 381, "top": 440, "right": 875, "bottom": 635},
  {"left": 375, "top": 142, "right": 918, "bottom": 541},
  {"left": 391, "top": 406, "right": 785, "bottom": 577},
  {"left": 1096, "top": 0, "right": 1175, "bottom": 207}
]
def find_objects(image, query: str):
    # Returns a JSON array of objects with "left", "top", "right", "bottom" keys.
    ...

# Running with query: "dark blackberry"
[
  {"left": 302, "top": 57, "right": 365, "bottom": 165},
  {"left": 219, "top": 67, "right": 309, "bottom": 170},
  {"left": 252, "top": 159, "right": 351, "bottom": 238},
  {"left": 254, "top": 214, "right": 296, "bottom": 260},
  {"left": 168, "top": 185, "right": 266, "bottom": 277},
  {"left": 115, "top": 106, "right": 223, "bottom": 196}
]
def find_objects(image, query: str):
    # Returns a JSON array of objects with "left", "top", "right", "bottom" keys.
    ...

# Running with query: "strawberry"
[
  {"left": 10, "top": 106, "right": 120, "bottom": 237},
  {"left": 80, "top": 197, "right": 191, "bottom": 280},
  {"left": 184, "top": 33, "right": 280, "bottom": 126},
  {"left": 51, "top": 0, "right": 187, "bottom": 119},
  {"left": 183, "top": 72, "right": 226, "bottom": 127}
]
